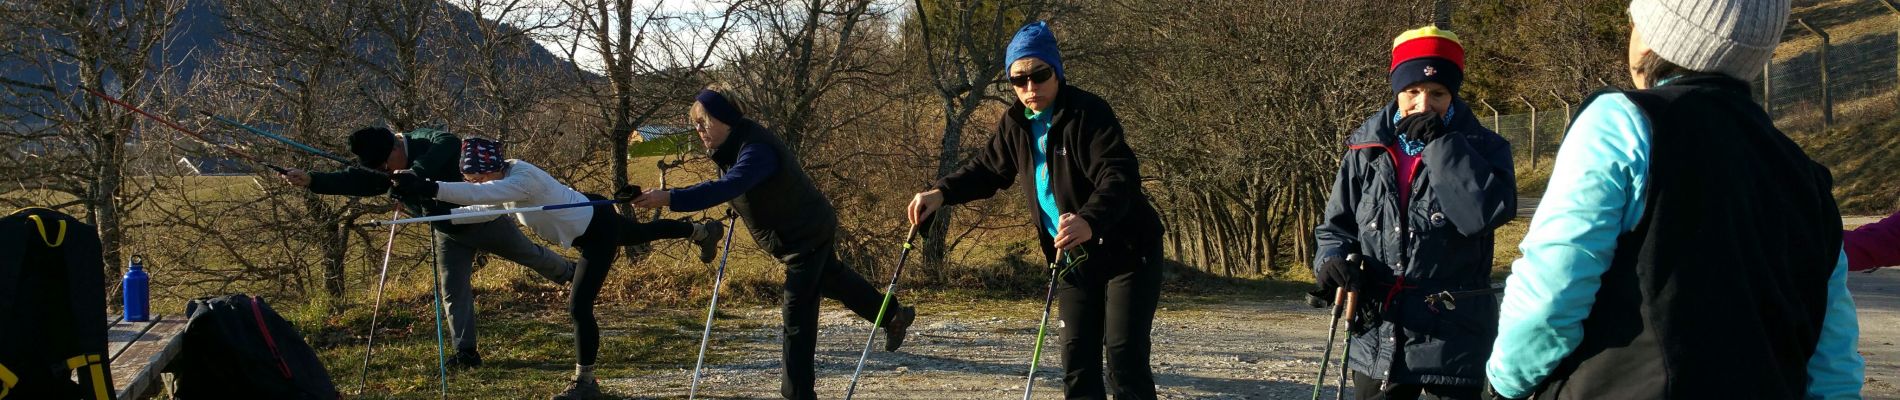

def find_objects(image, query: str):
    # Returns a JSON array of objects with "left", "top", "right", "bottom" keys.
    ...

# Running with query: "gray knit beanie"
[{"left": 1629, "top": 0, "right": 1789, "bottom": 81}]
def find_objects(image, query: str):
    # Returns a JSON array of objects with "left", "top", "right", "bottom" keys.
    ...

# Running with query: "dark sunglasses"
[{"left": 1009, "top": 67, "right": 1054, "bottom": 87}]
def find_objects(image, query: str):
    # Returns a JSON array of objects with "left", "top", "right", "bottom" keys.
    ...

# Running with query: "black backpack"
[
  {"left": 0, "top": 208, "right": 114, "bottom": 400},
  {"left": 165, "top": 294, "right": 338, "bottom": 400}
]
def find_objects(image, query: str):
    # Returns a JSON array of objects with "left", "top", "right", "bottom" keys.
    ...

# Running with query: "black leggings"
[
  {"left": 779, "top": 237, "right": 899, "bottom": 400},
  {"left": 1055, "top": 243, "right": 1163, "bottom": 400},
  {"left": 567, "top": 195, "right": 694, "bottom": 365}
]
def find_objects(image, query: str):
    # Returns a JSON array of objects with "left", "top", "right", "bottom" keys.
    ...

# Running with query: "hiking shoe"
[
  {"left": 695, "top": 220, "right": 725, "bottom": 263},
  {"left": 883, "top": 306, "right": 916, "bottom": 352},
  {"left": 445, "top": 350, "right": 483, "bottom": 370},
  {"left": 551, "top": 378, "right": 601, "bottom": 400}
]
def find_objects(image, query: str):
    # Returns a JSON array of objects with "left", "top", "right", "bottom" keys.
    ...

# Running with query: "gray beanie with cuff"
[{"left": 1629, "top": 0, "right": 1790, "bottom": 81}]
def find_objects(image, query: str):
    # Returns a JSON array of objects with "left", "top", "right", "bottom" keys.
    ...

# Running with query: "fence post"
[
  {"left": 1878, "top": 0, "right": 1899, "bottom": 112},
  {"left": 1797, "top": 18, "right": 1832, "bottom": 133},
  {"left": 1550, "top": 90, "right": 1565, "bottom": 126},
  {"left": 1434, "top": 0, "right": 1456, "bottom": 29},
  {"left": 1479, "top": 98, "right": 1500, "bottom": 130},
  {"left": 1550, "top": 90, "right": 1565, "bottom": 145},
  {"left": 1517, "top": 95, "right": 1538, "bottom": 169}
]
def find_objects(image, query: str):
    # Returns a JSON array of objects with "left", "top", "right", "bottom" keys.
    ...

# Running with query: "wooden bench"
[{"left": 103, "top": 314, "right": 188, "bottom": 399}]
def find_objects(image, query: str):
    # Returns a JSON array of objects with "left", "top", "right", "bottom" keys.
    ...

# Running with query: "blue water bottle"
[{"left": 124, "top": 255, "right": 149, "bottom": 322}]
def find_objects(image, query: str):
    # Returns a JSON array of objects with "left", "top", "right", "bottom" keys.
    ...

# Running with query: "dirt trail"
[{"left": 600, "top": 270, "right": 1900, "bottom": 399}]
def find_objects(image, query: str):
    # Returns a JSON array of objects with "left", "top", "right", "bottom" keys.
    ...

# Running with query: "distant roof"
[{"left": 636, "top": 125, "right": 691, "bottom": 140}]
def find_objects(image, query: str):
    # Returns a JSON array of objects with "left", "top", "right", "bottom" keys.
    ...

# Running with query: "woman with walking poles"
[
  {"left": 629, "top": 84, "right": 916, "bottom": 400},
  {"left": 1309, "top": 25, "right": 1517, "bottom": 400},
  {"left": 383, "top": 137, "right": 726, "bottom": 399},
  {"left": 1485, "top": 0, "right": 1864, "bottom": 398},
  {"left": 907, "top": 21, "right": 1166, "bottom": 399}
]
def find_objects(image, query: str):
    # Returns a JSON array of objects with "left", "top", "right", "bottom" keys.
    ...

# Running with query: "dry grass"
[
  {"left": 1776, "top": 0, "right": 1895, "bottom": 60},
  {"left": 1775, "top": 90, "right": 1900, "bottom": 134},
  {"left": 1796, "top": 117, "right": 1900, "bottom": 215},
  {"left": 1492, "top": 219, "right": 1531, "bottom": 279},
  {"left": 1514, "top": 154, "right": 1558, "bottom": 197}
]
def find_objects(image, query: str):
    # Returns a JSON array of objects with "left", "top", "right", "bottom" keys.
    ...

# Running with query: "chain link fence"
[{"left": 1477, "top": 2, "right": 1898, "bottom": 166}]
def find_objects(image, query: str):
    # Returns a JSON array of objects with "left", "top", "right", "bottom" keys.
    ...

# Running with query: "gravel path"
[
  {"left": 599, "top": 270, "right": 1900, "bottom": 399},
  {"left": 605, "top": 298, "right": 1336, "bottom": 399}
]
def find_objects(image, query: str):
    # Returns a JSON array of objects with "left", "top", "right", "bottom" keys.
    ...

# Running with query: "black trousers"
[
  {"left": 779, "top": 237, "right": 900, "bottom": 400},
  {"left": 1054, "top": 243, "right": 1163, "bottom": 400},
  {"left": 567, "top": 196, "right": 694, "bottom": 366},
  {"left": 1350, "top": 371, "right": 1483, "bottom": 400}
]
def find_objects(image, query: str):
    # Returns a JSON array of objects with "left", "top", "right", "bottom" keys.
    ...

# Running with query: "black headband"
[{"left": 696, "top": 89, "right": 744, "bottom": 126}]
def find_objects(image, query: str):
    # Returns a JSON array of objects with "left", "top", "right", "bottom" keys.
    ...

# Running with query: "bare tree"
[
  {"left": 357, "top": 0, "right": 447, "bottom": 130},
  {"left": 722, "top": 0, "right": 891, "bottom": 152},
  {"left": 1059, "top": 0, "right": 1408, "bottom": 275},
  {"left": 444, "top": 0, "right": 566, "bottom": 141},
  {"left": 199, "top": 0, "right": 383, "bottom": 302},
  {"left": 557, "top": 0, "right": 737, "bottom": 202},
  {"left": 0, "top": 0, "right": 187, "bottom": 289},
  {"left": 904, "top": 0, "right": 1046, "bottom": 264}
]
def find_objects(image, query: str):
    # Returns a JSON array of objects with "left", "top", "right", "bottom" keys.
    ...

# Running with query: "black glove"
[
  {"left": 1304, "top": 289, "right": 1333, "bottom": 309},
  {"left": 613, "top": 184, "right": 645, "bottom": 202},
  {"left": 389, "top": 171, "right": 439, "bottom": 198},
  {"left": 1317, "top": 255, "right": 1359, "bottom": 292},
  {"left": 1395, "top": 112, "right": 1451, "bottom": 143}
]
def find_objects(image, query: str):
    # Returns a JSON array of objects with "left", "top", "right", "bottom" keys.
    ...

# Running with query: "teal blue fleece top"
[
  {"left": 1484, "top": 91, "right": 1864, "bottom": 399},
  {"left": 1029, "top": 107, "right": 1060, "bottom": 237}
]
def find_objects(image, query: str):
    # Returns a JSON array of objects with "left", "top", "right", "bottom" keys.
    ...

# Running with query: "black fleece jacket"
[{"left": 936, "top": 84, "right": 1163, "bottom": 262}]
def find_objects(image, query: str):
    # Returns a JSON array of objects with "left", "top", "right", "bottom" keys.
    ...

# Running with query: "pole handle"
[
  {"left": 1340, "top": 292, "right": 1360, "bottom": 324},
  {"left": 1338, "top": 254, "right": 1366, "bottom": 321}
]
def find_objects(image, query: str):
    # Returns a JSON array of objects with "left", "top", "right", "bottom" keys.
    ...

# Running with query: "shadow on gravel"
[
  {"left": 1156, "top": 373, "right": 1342, "bottom": 399},
  {"left": 1163, "top": 260, "right": 1318, "bottom": 303},
  {"left": 816, "top": 348, "right": 1039, "bottom": 377}
]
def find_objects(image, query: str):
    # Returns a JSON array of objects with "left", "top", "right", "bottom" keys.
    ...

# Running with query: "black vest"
[
  {"left": 711, "top": 122, "right": 838, "bottom": 259},
  {"left": 1536, "top": 76, "right": 1842, "bottom": 399}
]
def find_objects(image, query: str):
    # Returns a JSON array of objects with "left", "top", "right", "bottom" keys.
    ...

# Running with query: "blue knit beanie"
[{"left": 1005, "top": 21, "right": 1064, "bottom": 81}]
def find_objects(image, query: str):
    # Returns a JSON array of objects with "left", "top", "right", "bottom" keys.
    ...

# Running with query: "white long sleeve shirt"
[{"left": 434, "top": 160, "right": 594, "bottom": 248}]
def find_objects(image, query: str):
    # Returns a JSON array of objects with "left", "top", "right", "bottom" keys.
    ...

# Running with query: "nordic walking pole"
[
  {"left": 689, "top": 212, "right": 739, "bottom": 400},
  {"left": 198, "top": 111, "right": 389, "bottom": 177},
  {"left": 844, "top": 214, "right": 933, "bottom": 399},
  {"left": 79, "top": 88, "right": 288, "bottom": 174},
  {"left": 429, "top": 238, "right": 449, "bottom": 399},
  {"left": 1024, "top": 248, "right": 1084, "bottom": 400},
  {"left": 1335, "top": 254, "right": 1364, "bottom": 400},
  {"left": 358, "top": 207, "right": 402, "bottom": 393},
  {"left": 199, "top": 111, "right": 358, "bottom": 167},
  {"left": 1311, "top": 286, "right": 1348, "bottom": 400},
  {"left": 360, "top": 198, "right": 624, "bottom": 227}
]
